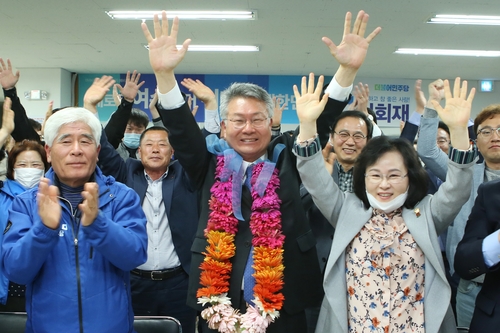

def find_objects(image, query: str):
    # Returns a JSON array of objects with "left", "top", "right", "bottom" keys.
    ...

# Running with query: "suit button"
[
  {"left": 245, "top": 241, "right": 251, "bottom": 247},
  {"left": 322, "top": 258, "right": 327, "bottom": 262}
]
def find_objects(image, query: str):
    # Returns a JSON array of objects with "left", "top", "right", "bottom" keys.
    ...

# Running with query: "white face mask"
[
  {"left": 366, "top": 189, "right": 408, "bottom": 213},
  {"left": 14, "top": 168, "right": 44, "bottom": 189}
]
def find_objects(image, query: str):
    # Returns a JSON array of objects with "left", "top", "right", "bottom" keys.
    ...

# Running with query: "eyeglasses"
[
  {"left": 365, "top": 173, "right": 408, "bottom": 184},
  {"left": 334, "top": 131, "right": 367, "bottom": 143},
  {"left": 226, "top": 117, "right": 269, "bottom": 130},
  {"left": 477, "top": 127, "right": 500, "bottom": 138}
]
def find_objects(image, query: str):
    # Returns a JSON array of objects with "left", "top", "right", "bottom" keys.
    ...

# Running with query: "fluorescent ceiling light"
[
  {"left": 395, "top": 48, "right": 500, "bottom": 57},
  {"left": 428, "top": 14, "right": 500, "bottom": 26},
  {"left": 106, "top": 10, "right": 255, "bottom": 20},
  {"left": 143, "top": 44, "right": 259, "bottom": 52}
]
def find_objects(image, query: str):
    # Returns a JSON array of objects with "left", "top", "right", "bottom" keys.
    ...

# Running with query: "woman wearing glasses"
[{"left": 293, "top": 76, "right": 477, "bottom": 333}]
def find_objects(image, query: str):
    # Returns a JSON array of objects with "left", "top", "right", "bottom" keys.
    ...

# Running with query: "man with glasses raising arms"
[{"left": 417, "top": 84, "right": 500, "bottom": 328}]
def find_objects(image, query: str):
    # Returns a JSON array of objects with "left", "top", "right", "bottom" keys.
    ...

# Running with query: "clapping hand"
[
  {"left": 37, "top": 178, "right": 61, "bottom": 230},
  {"left": 80, "top": 183, "right": 99, "bottom": 227}
]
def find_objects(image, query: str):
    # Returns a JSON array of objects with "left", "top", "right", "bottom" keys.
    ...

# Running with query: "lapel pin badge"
[{"left": 414, "top": 208, "right": 421, "bottom": 218}]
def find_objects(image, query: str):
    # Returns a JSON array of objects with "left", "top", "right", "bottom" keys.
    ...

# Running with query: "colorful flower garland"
[{"left": 197, "top": 156, "right": 285, "bottom": 333}]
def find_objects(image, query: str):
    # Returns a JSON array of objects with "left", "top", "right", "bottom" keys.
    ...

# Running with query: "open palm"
[
  {"left": 322, "top": 11, "right": 381, "bottom": 71},
  {"left": 432, "top": 78, "right": 475, "bottom": 129},
  {"left": 294, "top": 74, "right": 328, "bottom": 123},
  {"left": 142, "top": 13, "right": 191, "bottom": 73}
]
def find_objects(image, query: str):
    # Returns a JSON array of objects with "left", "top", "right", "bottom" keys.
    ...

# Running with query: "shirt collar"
[{"left": 144, "top": 167, "right": 169, "bottom": 183}]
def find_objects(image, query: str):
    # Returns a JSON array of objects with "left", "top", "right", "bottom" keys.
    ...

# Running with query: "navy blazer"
[
  {"left": 455, "top": 179, "right": 500, "bottom": 333},
  {"left": 98, "top": 130, "right": 199, "bottom": 274}
]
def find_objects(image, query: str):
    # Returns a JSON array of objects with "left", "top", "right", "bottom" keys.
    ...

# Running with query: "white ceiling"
[{"left": 2, "top": 0, "right": 500, "bottom": 80}]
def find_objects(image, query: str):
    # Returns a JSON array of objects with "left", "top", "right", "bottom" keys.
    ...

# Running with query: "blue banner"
[{"left": 78, "top": 74, "right": 413, "bottom": 127}]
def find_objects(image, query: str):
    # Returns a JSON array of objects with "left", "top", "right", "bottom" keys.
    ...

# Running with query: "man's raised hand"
[{"left": 141, "top": 12, "right": 191, "bottom": 75}]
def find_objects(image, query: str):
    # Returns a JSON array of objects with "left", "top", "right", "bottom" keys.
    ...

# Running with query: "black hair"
[
  {"left": 128, "top": 108, "right": 149, "bottom": 129},
  {"left": 330, "top": 110, "right": 374, "bottom": 140},
  {"left": 139, "top": 126, "right": 170, "bottom": 144},
  {"left": 28, "top": 118, "right": 42, "bottom": 132},
  {"left": 352, "top": 136, "right": 429, "bottom": 209},
  {"left": 367, "top": 107, "right": 377, "bottom": 124},
  {"left": 438, "top": 121, "right": 450, "bottom": 137},
  {"left": 52, "top": 106, "right": 69, "bottom": 114}
]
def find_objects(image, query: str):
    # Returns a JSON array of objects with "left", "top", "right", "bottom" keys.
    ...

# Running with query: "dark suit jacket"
[
  {"left": 3, "top": 87, "right": 41, "bottom": 143},
  {"left": 98, "top": 130, "right": 198, "bottom": 274},
  {"left": 455, "top": 179, "right": 500, "bottom": 333},
  {"left": 159, "top": 96, "right": 347, "bottom": 317}
]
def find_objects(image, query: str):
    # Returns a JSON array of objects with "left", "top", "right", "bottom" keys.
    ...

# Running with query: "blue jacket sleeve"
[
  {"left": 2, "top": 193, "right": 59, "bottom": 285},
  {"left": 82, "top": 184, "right": 147, "bottom": 271}
]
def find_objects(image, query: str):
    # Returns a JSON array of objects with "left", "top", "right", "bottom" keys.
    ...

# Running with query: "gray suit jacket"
[
  {"left": 416, "top": 113, "right": 484, "bottom": 275},
  {"left": 297, "top": 151, "right": 476, "bottom": 333}
]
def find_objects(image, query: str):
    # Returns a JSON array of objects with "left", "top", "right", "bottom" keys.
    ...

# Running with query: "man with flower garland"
[{"left": 141, "top": 10, "right": 380, "bottom": 333}]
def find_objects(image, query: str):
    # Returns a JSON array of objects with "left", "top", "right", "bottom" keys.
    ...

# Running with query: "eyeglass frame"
[
  {"left": 224, "top": 117, "right": 270, "bottom": 130},
  {"left": 477, "top": 126, "right": 500, "bottom": 139},
  {"left": 364, "top": 172, "right": 408, "bottom": 184},
  {"left": 333, "top": 130, "right": 367, "bottom": 143}
]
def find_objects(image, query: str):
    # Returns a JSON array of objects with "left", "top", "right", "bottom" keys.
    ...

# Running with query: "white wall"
[{"left": 1, "top": 68, "right": 73, "bottom": 122}]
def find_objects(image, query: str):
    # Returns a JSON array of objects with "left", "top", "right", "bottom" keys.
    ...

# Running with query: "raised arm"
[
  {"left": 180, "top": 78, "right": 220, "bottom": 134},
  {"left": 432, "top": 78, "right": 474, "bottom": 150},
  {"left": 181, "top": 78, "right": 217, "bottom": 111},
  {"left": 148, "top": 92, "right": 165, "bottom": 127},
  {"left": 142, "top": 12, "right": 190, "bottom": 94},
  {"left": 103, "top": 71, "right": 144, "bottom": 148},
  {"left": 0, "top": 58, "right": 40, "bottom": 143},
  {"left": 294, "top": 74, "right": 344, "bottom": 228},
  {"left": 319, "top": 10, "right": 381, "bottom": 146},
  {"left": 352, "top": 82, "right": 382, "bottom": 136},
  {"left": 0, "top": 97, "right": 15, "bottom": 147},
  {"left": 429, "top": 77, "right": 477, "bottom": 234},
  {"left": 323, "top": 10, "right": 381, "bottom": 88},
  {"left": 400, "top": 80, "right": 426, "bottom": 143},
  {"left": 270, "top": 97, "right": 286, "bottom": 138},
  {"left": 416, "top": 79, "right": 449, "bottom": 180},
  {"left": 83, "top": 75, "right": 116, "bottom": 115},
  {"left": 141, "top": 12, "right": 208, "bottom": 187}
]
